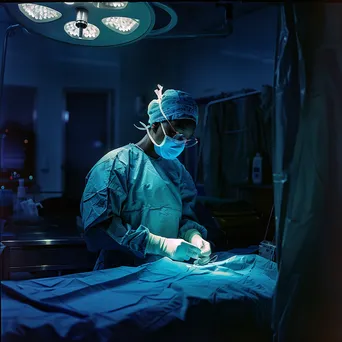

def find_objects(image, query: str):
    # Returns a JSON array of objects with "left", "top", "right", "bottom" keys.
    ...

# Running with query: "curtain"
[
  {"left": 199, "top": 94, "right": 262, "bottom": 198},
  {"left": 273, "top": 3, "right": 342, "bottom": 341}
]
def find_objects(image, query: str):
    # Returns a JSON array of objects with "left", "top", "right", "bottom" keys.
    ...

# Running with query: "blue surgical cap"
[{"left": 147, "top": 89, "right": 199, "bottom": 125}]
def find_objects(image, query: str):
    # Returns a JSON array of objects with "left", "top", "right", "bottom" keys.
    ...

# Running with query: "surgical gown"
[{"left": 81, "top": 143, "right": 207, "bottom": 268}]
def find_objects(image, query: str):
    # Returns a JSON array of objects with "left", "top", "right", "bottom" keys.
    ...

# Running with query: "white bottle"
[
  {"left": 14, "top": 178, "right": 27, "bottom": 216},
  {"left": 17, "top": 178, "right": 26, "bottom": 199},
  {"left": 252, "top": 153, "right": 263, "bottom": 185}
]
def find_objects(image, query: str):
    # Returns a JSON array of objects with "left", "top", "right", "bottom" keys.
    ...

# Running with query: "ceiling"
[
  {"left": 153, "top": 2, "right": 271, "bottom": 36},
  {"left": 233, "top": 2, "right": 271, "bottom": 18}
]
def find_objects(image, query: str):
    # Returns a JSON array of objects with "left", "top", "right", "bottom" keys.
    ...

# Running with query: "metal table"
[{"left": 1, "top": 218, "right": 97, "bottom": 280}]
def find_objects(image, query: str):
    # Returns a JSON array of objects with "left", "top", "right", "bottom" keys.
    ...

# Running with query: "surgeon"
[{"left": 81, "top": 84, "right": 212, "bottom": 269}]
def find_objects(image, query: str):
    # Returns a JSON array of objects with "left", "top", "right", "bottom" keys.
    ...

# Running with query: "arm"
[
  {"left": 178, "top": 166, "right": 208, "bottom": 242},
  {"left": 80, "top": 158, "right": 149, "bottom": 259}
]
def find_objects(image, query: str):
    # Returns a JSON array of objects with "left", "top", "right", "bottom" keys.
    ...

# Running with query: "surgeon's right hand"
[{"left": 146, "top": 233, "right": 201, "bottom": 261}]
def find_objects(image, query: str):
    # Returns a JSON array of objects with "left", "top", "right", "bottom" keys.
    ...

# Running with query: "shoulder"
[
  {"left": 87, "top": 144, "right": 134, "bottom": 179},
  {"left": 169, "top": 158, "right": 193, "bottom": 182},
  {"left": 171, "top": 158, "right": 185, "bottom": 171}
]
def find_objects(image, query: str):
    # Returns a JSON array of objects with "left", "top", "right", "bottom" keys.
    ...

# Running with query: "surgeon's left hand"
[{"left": 190, "top": 234, "right": 211, "bottom": 258}]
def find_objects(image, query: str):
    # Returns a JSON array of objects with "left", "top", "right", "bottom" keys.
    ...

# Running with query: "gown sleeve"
[{"left": 80, "top": 155, "right": 149, "bottom": 258}]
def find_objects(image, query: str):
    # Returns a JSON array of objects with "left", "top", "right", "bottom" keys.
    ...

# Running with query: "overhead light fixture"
[{"left": 5, "top": 2, "right": 159, "bottom": 47}]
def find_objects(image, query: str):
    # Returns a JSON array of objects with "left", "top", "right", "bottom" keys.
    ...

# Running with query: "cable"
[
  {"left": 263, "top": 204, "right": 274, "bottom": 241},
  {"left": 0, "top": 24, "right": 20, "bottom": 112}
]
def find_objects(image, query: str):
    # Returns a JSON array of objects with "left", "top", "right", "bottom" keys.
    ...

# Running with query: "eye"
[{"left": 173, "top": 133, "right": 186, "bottom": 141}]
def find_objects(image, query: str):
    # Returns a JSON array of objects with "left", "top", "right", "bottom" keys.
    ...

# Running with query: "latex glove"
[
  {"left": 190, "top": 234, "right": 211, "bottom": 258},
  {"left": 146, "top": 233, "right": 201, "bottom": 261}
]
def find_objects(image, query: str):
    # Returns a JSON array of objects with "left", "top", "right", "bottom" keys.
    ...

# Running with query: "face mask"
[
  {"left": 154, "top": 135, "right": 186, "bottom": 160},
  {"left": 149, "top": 124, "right": 185, "bottom": 160},
  {"left": 134, "top": 121, "right": 186, "bottom": 159}
]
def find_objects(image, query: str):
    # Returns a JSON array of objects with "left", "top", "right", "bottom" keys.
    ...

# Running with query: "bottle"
[
  {"left": 252, "top": 153, "right": 263, "bottom": 185},
  {"left": 17, "top": 179, "right": 26, "bottom": 199},
  {"left": 14, "top": 178, "right": 27, "bottom": 217}
]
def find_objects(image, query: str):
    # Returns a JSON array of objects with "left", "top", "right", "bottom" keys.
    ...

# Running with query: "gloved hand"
[
  {"left": 146, "top": 233, "right": 201, "bottom": 261},
  {"left": 189, "top": 234, "right": 211, "bottom": 258}
]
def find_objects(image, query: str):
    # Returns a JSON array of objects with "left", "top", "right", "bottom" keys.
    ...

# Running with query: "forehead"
[
  {"left": 171, "top": 119, "right": 196, "bottom": 131},
  {"left": 163, "top": 119, "right": 196, "bottom": 139}
]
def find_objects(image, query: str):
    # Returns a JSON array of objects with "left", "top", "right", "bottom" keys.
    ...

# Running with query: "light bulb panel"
[
  {"left": 18, "top": 3, "right": 62, "bottom": 23},
  {"left": 93, "top": 2, "right": 128, "bottom": 9},
  {"left": 64, "top": 21, "right": 100, "bottom": 40},
  {"left": 102, "top": 17, "right": 140, "bottom": 35},
  {"left": 5, "top": 2, "right": 156, "bottom": 47}
]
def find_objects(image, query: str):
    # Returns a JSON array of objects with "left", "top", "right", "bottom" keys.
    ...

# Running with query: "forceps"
[{"left": 193, "top": 254, "right": 218, "bottom": 266}]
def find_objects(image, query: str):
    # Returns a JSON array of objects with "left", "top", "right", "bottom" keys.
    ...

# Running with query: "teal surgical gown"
[{"left": 81, "top": 143, "right": 207, "bottom": 267}]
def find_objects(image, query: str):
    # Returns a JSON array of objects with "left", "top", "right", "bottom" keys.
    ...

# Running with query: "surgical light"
[
  {"left": 5, "top": 2, "right": 158, "bottom": 47},
  {"left": 102, "top": 17, "right": 139, "bottom": 34},
  {"left": 93, "top": 2, "right": 128, "bottom": 9},
  {"left": 18, "top": 3, "right": 62, "bottom": 23}
]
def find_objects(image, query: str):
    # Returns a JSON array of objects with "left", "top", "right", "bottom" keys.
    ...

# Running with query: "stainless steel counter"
[{"left": 1, "top": 218, "right": 97, "bottom": 280}]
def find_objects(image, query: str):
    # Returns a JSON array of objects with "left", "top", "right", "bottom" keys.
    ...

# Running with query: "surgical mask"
[
  {"left": 151, "top": 124, "right": 186, "bottom": 160},
  {"left": 136, "top": 121, "right": 185, "bottom": 159}
]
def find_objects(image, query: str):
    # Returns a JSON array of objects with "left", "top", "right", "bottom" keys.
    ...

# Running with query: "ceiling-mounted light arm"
[
  {"left": 147, "top": 2, "right": 178, "bottom": 36},
  {"left": 216, "top": 3, "right": 233, "bottom": 28},
  {"left": 0, "top": 24, "right": 24, "bottom": 171}
]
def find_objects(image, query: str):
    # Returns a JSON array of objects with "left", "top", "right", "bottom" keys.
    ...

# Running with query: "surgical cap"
[{"left": 147, "top": 89, "right": 199, "bottom": 125}]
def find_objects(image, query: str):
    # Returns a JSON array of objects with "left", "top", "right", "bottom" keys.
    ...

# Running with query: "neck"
[{"left": 136, "top": 134, "right": 159, "bottom": 159}]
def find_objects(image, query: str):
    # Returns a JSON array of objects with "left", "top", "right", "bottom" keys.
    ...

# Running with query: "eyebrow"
[
  {"left": 175, "top": 130, "right": 195, "bottom": 139},
  {"left": 168, "top": 122, "right": 195, "bottom": 138}
]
